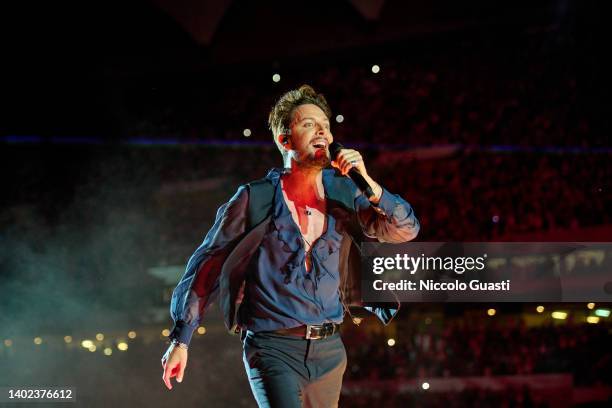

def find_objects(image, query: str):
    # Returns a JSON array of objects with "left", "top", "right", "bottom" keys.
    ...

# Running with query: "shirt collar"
[
  {"left": 265, "top": 168, "right": 336, "bottom": 194},
  {"left": 265, "top": 167, "right": 288, "bottom": 184}
]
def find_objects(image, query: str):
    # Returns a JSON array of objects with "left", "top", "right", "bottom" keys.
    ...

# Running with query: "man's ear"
[{"left": 278, "top": 133, "right": 291, "bottom": 149}]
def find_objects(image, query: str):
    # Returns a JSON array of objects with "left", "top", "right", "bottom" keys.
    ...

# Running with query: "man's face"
[{"left": 285, "top": 103, "right": 333, "bottom": 168}]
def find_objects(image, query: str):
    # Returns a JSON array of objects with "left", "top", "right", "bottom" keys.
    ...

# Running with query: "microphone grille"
[{"left": 329, "top": 142, "right": 344, "bottom": 159}]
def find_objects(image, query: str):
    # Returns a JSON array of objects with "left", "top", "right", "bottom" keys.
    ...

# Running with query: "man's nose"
[
  {"left": 320, "top": 128, "right": 333, "bottom": 142},
  {"left": 316, "top": 126, "right": 330, "bottom": 138}
]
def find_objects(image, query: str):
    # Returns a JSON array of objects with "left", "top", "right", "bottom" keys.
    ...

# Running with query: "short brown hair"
[{"left": 268, "top": 85, "right": 332, "bottom": 155}]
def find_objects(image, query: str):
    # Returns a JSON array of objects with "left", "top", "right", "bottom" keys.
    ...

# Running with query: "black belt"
[{"left": 273, "top": 323, "right": 340, "bottom": 340}]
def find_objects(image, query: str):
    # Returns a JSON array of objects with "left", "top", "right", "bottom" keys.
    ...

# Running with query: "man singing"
[{"left": 161, "top": 85, "right": 420, "bottom": 407}]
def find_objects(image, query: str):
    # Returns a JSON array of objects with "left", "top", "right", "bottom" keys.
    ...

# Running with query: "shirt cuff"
[
  {"left": 169, "top": 321, "right": 197, "bottom": 346},
  {"left": 370, "top": 188, "right": 396, "bottom": 218}
]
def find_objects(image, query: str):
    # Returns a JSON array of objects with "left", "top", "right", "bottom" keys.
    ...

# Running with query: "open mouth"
[{"left": 312, "top": 140, "right": 328, "bottom": 149}]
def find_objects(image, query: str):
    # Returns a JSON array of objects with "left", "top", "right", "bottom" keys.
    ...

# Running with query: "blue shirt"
[
  {"left": 240, "top": 168, "right": 346, "bottom": 332},
  {"left": 169, "top": 168, "right": 419, "bottom": 345}
]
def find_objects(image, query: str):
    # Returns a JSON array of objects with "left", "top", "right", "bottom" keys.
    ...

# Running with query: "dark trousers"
[{"left": 242, "top": 330, "right": 347, "bottom": 408}]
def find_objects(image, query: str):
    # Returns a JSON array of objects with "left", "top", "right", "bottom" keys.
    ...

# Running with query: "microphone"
[{"left": 329, "top": 142, "right": 375, "bottom": 199}]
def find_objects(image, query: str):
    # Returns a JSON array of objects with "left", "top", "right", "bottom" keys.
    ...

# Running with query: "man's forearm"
[{"left": 362, "top": 174, "right": 383, "bottom": 205}]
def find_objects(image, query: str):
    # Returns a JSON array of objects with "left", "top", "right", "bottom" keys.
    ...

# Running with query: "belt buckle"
[
  {"left": 305, "top": 325, "right": 322, "bottom": 340},
  {"left": 322, "top": 323, "right": 334, "bottom": 338}
]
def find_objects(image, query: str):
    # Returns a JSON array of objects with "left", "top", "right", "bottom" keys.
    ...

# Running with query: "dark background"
[{"left": 1, "top": 1, "right": 611, "bottom": 406}]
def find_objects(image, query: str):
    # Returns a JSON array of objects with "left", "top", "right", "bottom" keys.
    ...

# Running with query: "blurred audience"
[
  {"left": 342, "top": 318, "right": 612, "bottom": 387},
  {"left": 125, "top": 30, "right": 606, "bottom": 148}
]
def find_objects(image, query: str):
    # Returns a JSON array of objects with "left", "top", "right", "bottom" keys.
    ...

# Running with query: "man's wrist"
[{"left": 363, "top": 176, "right": 383, "bottom": 204}]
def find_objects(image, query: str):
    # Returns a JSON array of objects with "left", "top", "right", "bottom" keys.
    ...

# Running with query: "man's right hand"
[{"left": 161, "top": 343, "right": 188, "bottom": 390}]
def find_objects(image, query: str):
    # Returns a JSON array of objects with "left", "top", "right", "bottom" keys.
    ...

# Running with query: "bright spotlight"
[
  {"left": 587, "top": 303, "right": 595, "bottom": 310},
  {"left": 33, "top": 337, "right": 42, "bottom": 345},
  {"left": 117, "top": 342, "right": 128, "bottom": 351},
  {"left": 104, "top": 347, "right": 113, "bottom": 356},
  {"left": 161, "top": 329, "right": 170, "bottom": 337},
  {"left": 272, "top": 73, "right": 281, "bottom": 82},
  {"left": 335, "top": 114, "right": 344, "bottom": 123},
  {"left": 387, "top": 338, "right": 396, "bottom": 347},
  {"left": 96, "top": 333, "right": 104, "bottom": 341},
  {"left": 243, "top": 129, "right": 252, "bottom": 137},
  {"left": 487, "top": 308, "right": 496, "bottom": 316},
  {"left": 422, "top": 382, "right": 430, "bottom": 390},
  {"left": 586, "top": 316, "right": 600, "bottom": 324},
  {"left": 551, "top": 311, "right": 568, "bottom": 320},
  {"left": 371, "top": 65, "right": 380, "bottom": 74},
  {"left": 536, "top": 305, "right": 544, "bottom": 313},
  {"left": 594, "top": 309, "right": 610, "bottom": 318},
  {"left": 128, "top": 331, "right": 137, "bottom": 339},
  {"left": 64, "top": 336, "right": 73, "bottom": 343},
  {"left": 197, "top": 326, "right": 206, "bottom": 335},
  {"left": 81, "top": 340, "right": 93, "bottom": 348}
]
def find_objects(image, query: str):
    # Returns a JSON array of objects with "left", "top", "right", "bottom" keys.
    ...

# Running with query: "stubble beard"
[{"left": 303, "top": 149, "right": 331, "bottom": 169}]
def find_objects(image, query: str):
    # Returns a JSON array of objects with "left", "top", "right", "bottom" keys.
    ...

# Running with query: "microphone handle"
[{"left": 348, "top": 169, "right": 375, "bottom": 199}]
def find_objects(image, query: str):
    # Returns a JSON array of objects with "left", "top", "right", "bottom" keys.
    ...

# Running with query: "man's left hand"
[
  {"left": 331, "top": 148, "right": 367, "bottom": 177},
  {"left": 331, "top": 148, "right": 383, "bottom": 203}
]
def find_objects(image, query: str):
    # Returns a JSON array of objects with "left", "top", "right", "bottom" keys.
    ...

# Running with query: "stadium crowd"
[
  {"left": 342, "top": 317, "right": 611, "bottom": 386},
  {"left": 125, "top": 29, "right": 606, "bottom": 148}
]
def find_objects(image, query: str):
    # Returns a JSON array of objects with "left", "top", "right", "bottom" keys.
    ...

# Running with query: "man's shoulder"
[
  {"left": 245, "top": 177, "right": 273, "bottom": 189},
  {"left": 239, "top": 170, "right": 279, "bottom": 228},
  {"left": 243, "top": 178, "right": 275, "bottom": 203}
]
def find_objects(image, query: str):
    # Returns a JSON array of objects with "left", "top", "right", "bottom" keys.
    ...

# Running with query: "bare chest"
[{"left": 281, "top": 193, "right": 327, "bottom": 252}]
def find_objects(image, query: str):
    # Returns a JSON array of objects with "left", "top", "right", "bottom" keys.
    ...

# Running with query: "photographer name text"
[{"left": 372, "top": 279, "right": 511, "bottom": 292}]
